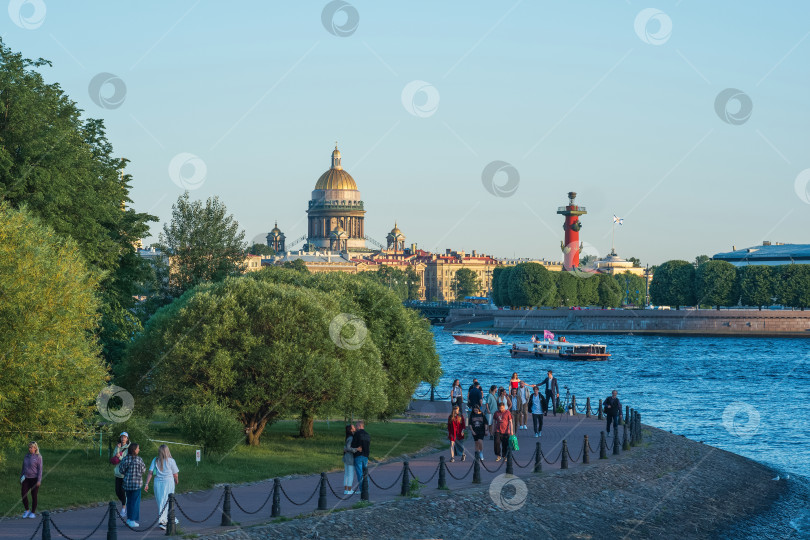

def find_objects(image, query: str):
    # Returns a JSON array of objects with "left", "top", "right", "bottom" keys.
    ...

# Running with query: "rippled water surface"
[{"left": 416, "top": 328, "right": 810, "bottom": 537}]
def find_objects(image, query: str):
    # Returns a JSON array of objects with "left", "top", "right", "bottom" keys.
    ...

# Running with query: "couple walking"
[{"left": 342, "top": 421, "right": 371, "bottom": 495}]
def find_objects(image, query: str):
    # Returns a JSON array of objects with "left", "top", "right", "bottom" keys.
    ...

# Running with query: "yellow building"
[{"left": 594, "top": 250, "right": 645, "bottom": 276}]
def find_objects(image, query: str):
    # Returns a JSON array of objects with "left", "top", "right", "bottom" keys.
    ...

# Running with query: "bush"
[{"left": 177, "top": 403, "right": 244, "bottom": 455}]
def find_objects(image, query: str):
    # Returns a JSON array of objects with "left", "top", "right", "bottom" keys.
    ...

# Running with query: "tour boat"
[
  {"left": 509, "top": 338, "right": 610, "bottom": 361},
  {"left": 452, "top": 331, "right": 503, "bottom": 345}
]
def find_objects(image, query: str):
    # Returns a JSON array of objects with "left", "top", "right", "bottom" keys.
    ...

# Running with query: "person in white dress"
[{"left": 144, "top": 445, "right": 179, "bottom": 530}]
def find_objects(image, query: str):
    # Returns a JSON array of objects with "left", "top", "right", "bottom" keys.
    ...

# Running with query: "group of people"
[
  {"left": 341, "top": 421, "right": 371, "bottom": 495},
  {"left": 445, "top": 372, "right": 623, "bottom": 463}
]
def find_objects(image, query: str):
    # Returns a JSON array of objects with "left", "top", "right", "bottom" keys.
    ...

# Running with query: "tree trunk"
[
  {"left": 299, "top": 410, "right": 315, "bottom": 438},
  {"left": 245, "top": 416, "right": 269, "bottom": 446}
]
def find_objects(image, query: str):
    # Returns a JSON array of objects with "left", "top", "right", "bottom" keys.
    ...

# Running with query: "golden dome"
[{"left": 315, "top": 168, "right": 358, "bottom": 190}]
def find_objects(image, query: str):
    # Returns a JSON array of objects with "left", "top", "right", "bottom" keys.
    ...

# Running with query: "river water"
[{"left": 416, "top": 328, "right": 810, "bottom": 538}]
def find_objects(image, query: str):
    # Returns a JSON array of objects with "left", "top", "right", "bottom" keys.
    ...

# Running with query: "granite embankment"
[
  {"left": 200, "top": 427, "right": 787, "bottom": 540},
  {"left": 444, "top": 307, "right": 810, "bottom": 337}
]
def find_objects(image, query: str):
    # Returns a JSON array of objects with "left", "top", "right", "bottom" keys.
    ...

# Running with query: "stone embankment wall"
[{"left": 444, "top": 308, "right": 810, "bottom": 337}]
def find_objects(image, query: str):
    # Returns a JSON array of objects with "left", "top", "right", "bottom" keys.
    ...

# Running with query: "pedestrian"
[
  {"left": 492, "top": 402, "right": 514, "bottom": 462},
  {"left": 604, "top": 389, "right": 623, "bottom": 434},
  {"left": 110, "top": 432, "right": 130, "bottom": 517},
  {"left": 450, "top": 379, "right": 464, "bottom": 412},
  {"left": 528, "top": 386, "right": 545, "bottom": 437},
  {"left": 485, "top": 385, "right": 498, "bottom": 440},
  {"left": 467, "top": 380, "right": 483, "bottom": 413},
  {"left": 519, "top": 380, "right": 531, "bottom": 430},
  {"left": 352, "top": 421, "right": 371, "bottom": 494},
  {"left": 538, "top": 370, "right": 560, "bottom": 416},
  {"left": 468, "top": 405, "right": 489, "bottom": 460},
  {"left": 20, "top": 442, "right": 42, "bottom": 519},
  {"left": 509, "top": 387, "right": 521, "bottom": 434},
  {"left": 342, "top": 424, "right": 356, "bottom": 494},
  {"left": 447, "top": 405, "right": 467, "bottom": 462},
  {"left": 118, "top": 442, "right": 146, "bottom": 528},
  {"left": 144, "top": 444, "right": 179, "bottom": 530},
  {"left": 508, "top": 372, "right": 521, "bottom": 392}
]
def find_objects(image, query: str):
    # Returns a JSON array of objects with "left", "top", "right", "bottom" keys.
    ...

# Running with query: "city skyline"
[{"left": 4, "top": 1, "right": 809, "bottom": 265}]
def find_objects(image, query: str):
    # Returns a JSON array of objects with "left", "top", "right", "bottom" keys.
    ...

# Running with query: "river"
[{"left": 415, "top": 328, "right": 810, "bottom": 538}]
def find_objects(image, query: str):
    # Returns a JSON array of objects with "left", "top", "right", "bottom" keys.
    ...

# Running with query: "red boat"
[{"left": 452, "top": 331, "right": 503, "bottom": 345}]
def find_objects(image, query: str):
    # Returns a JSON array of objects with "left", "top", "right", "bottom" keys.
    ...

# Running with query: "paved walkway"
[{"left": 0, "top": 400, "right": 627, "bottom": 539}]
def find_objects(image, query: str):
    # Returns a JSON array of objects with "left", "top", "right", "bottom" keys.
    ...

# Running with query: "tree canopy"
[
  {"left": 596, "top": 273, "right": 623, "bottom": 308},
  {"left": 507, "top": 263, "right": 555, "bottom": 307},
  {"left": 738, "top": 265, "right": 773, "bottom": 310},
  {"left": 650, "top": 260, "right": 696, "bottom": 309},
  {"left": 695, "top": 260, "right": 738, "bottom": 309},
  {"left": 247, "top": 243, "right": 275, "bottom": 256},
  {"left": 451, "top": 268, "right": 481, "bottom": 300},
  {"left": 775, "top": 265, "right": 810, "bottom": 310}
]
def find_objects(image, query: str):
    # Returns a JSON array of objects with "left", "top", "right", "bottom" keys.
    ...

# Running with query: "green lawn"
[{"left": 1, "top": 420, "right": 443, "bottom": 514}]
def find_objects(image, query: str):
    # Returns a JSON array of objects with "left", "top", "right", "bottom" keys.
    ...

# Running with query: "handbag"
[
  {"left": 509, "top": 435, "right": 519, "bottom": 452},
  {"left": 110, "top": 455, "right": 121, "bottom": 465}
]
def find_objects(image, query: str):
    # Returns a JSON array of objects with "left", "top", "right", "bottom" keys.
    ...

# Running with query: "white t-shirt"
[
  {"left": 531, "top": 394, "right": 543, "bottom": 414},
  {"left": 149, "top": 457, "right": 179, "bottom": 481}
]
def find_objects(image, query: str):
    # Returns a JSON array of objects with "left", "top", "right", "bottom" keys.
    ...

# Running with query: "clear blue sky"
[{"left": 4, "top": 0, "right": 809, "bottom": 265}]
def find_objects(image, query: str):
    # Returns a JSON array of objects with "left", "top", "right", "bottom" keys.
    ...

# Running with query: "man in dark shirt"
[
  {"left": 538, "top": 370, "right": 560, "bottom": 416},
  {"left": 467, "top": 380, "right": 483, "bottom": 412},
  {"left": 352, "top": 421, "right": 371, "bottom": 493},
  {"left": 604, "top": 389, "right": 622, "bottom": 434}
]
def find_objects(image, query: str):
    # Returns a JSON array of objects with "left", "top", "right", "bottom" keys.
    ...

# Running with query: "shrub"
[{"left": 177, "top": 403, "right": 244, "bottom": 455}]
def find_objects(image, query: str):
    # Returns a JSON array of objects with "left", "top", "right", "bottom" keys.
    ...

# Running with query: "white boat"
[
  {"left": 452, "top": 331, "right": 503, "bottom": 345},
  {"left": 509, "top": 338, "right": 610, "bottom": 361}
]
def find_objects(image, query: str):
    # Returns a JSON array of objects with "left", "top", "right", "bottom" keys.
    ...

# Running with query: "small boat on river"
[
  {"left": 510, "top": 335, "right": 610, "bottom": 361},
  {"left": 452, "top": 331, "right": 503, "bottom": 345}
]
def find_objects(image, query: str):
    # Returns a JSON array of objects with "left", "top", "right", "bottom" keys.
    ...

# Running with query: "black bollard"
[
  {"left": 473, "top": 457, "right": 481, "bottom": 484},
  {"left": 318, "top": 473, "right": 328, "bottom": 510},
  {"left": 41, "top": 511, "right": 51, "bottom": 540},
  {"left": 583, "top": 435, "right": 590, "bottom": 464},
  {"left": 561, "top": 440, "right": 569, "bottom": 469},
  {"left": 534, "top": 442, "right": 542, "bottom": 473},
  {"left": 637, "top": 413, "right": 643, "bottom": 444},
  {"left": 586, "top": 397, "right": 591, "bottom": 418},
  {"left": 438, "top": 456, "right": 447, "bottom": 489},
  {"left": 506, "top": 449, "right": 514, "bottom": 475},
  {"left": 598, "top": 399, "right": 603, "bottom": 420},
  {"left": 571, "top": 395, "right": 577, "bottom": 416},
  {"left": 166, "top": 494, "right": 176, "bottom": 536},
  {"left": 221, "top": 485, "right": 232, "bottom": 526},
  {"left": 599, "top": 431, "right": 607, "bottom": 459},
  {"left": 629, "top": 408, "right": 634, "bottom": 430},
  {"left": 271, "top": 478, "right": 281, "bottom": 517},
  {"left": 107, "top": 501, "right": 117, "bottom": 540},
  {"left": 401, "top": 461, "right": 410, "bottom": 496},
  {"left": 622, "top": 421, "right": 630, "bottom": 451},
  {"left": 613, "top": 427, "right": 621, "bottom": 455},
  {"left": 361, "top": 465, "right": 369, "bottom": 501},
  {"left": 624, "top": 405, "right": 629, "bottom": 425},
  {"left": 430, "top": 385, "right": 435, "bottom": 402}
]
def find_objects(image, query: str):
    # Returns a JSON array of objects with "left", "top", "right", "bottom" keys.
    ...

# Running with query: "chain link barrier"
[
  {"left": 367, "top": 468, "right": 404, "bottom": 490},
  {"left": 409, "top": 462, "right": 441, "bottom": 485},
  {"left": 478, "top": 457, "right": 507, "bottom": 473},
  {"left": 231, "top": 488, "right": 273, "bottom": 515},
  {"left": 511, "top": 447, "right": 538, "bottom": 469},
  {"left": 173, "top": 492, "right": 224, "bottom": 523},
  {"left": 115, "top": 504, "right": 162, "bottom": 532},
  {"left": 278, "top": 479, "right": 320, "bottom": 506},
  {"left": 324, "top": 474, "right": 358, "bottom": 501},
  {"left": 444, "top": 461, "right": 474, "bottom": 481},
  {"left": 26, "top": 516, "right": 43, "bottom": 540},
  {"left": 49, "top": 508, "right": 109, "bottom": 540}
]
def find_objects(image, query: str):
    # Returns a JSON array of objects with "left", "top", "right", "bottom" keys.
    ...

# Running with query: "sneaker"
[
  {"left": 27, "top": 513, "right": 36, "bottom": 519},
  {"left": 22, "top": 511, "right": 30, "bottom": 519},
  {"left": 495, "top": 456, "right": 502, "bottom": 462},
  {"left": 175, "top": 518, "right": 179, "bottom": 524},
  {"left": 450, "top": 457, "right": 455, "bottom": 463},
  {"left": 130, "top": 521, "right": 140, "bottom": 528},
  {"left": 120, "top": 507, "right": 127, "bottom": 518},
  {"left": 462, "top": 454, "right": 466, "bottom": 462},
  {"left": 126, "top": 520, "right": 135, "bottom": 528},
  {"left": 539, "top": 432, "right": 542, "bottom": 437},
  {"left": 159, "top": 524, "right": 167, "bottom": 530}
]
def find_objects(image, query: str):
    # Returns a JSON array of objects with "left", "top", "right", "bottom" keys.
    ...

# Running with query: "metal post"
[
  {"left": 318, "top": 473, "right": 327, "bottom": 510},
  {"left": 430, "top": 385, "right": 435, "bottom": 402},
  {"left": 41, "top": 511, "right": 51, "bottom": 540},
  {"left": 637, "top": 413, "right": 643, "bottom": 444},
  {"left": 598, "top": 399, "right": 603, "bottom": 420},
  {"left": 473, "top": 457, "right": 481, "bottom": 484},
  {"left": 221, "top": 485, "right": 232, "bottom": 526},
  {"left": 271, "top": 479, "right": 281, "bottom": 517},
  {"left": 585, "top": 397, "right": 591, "bottom": 418},
  {"left": 561, "top": 440, "right": 569, "bottom": 469},
  {"left": 624, "top": 405, "right": 629, "bottom": 426},
  {"left": 571, "top": 395, "right": 577, "bottom": 415},
  {"left": 401, "top": 461, "right": 410, "bottom": 496},
  {"left": 166, "top": 494, "right": 176, "bottom": 536},
  {"left": 599, "top": 431, "right": 607, "bottom": 459},
  {"left": 583, "top": 435, "right": 590, "bottom": 464},
  {"left": 107, "top": 501, "right": 117, "bottom": 540},
  {"left": 361, "top": 465, "right": 369, "bottom": 501},
  {"left": 506, "top": 449, "right": 514, "bottom": 475},
  {"left": 622, "top": 421, "right": 630, "bottom": 451},
  {"left": 438, "top": 456, "right": 447, "bottom": 489},
  {"left": 534, "top": 442, "right": 542, "bottom": 473},
  {"left": 613, "top": 427, "right": 621, "bottom": 455}
]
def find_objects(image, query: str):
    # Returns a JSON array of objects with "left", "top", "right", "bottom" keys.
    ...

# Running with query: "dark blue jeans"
[
  {"left": 354, "top": 456, "right": 368, "bottom": 489},
  {"left": 606, "top": 415, "right": 619, "bottom": 433},
  {"left": 125, "top": 488, "right": 141, "bottom": 522}
]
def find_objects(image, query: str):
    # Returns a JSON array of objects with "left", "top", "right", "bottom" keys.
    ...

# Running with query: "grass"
[{"left": 1, "top": 419, "right": 443, "bottom": 515}]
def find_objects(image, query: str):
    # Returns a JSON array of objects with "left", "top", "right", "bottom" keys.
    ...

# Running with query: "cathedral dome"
[{"left": 315, "top": 144, "right": 358, "bottom": 190}]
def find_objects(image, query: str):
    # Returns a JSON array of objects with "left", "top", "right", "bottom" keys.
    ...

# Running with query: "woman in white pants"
[
  {"left": 144, "top": 445, "right": 179, "bottom": 530},
  {"left": 343, "top": 425, "right": 357, "bottom": 494}
]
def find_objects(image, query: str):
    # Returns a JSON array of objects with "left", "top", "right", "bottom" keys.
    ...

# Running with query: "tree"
[
  {"left": 404, "top": 266, "right": 421, "bottom": 301},
  {"left": 0, "top": 40, "right": 156, "bottom": 366},
  {"left": 492, "top": 266, "right": 511, "bottom": 306},
  {"left": 579, "top": 254, "right": 597, "bottom": 267},
  {"left": 0, "top": 203, "right": 109, "bottom": 439},
  {"left": 451, "top": 268, "right": 481, "bottom": 300},
  {"left": 121, "top": 276, "right": 388, "bottom": 444},
  {"left": 157, "top": 192, "right": 247, "bottom": 297},
  {"left": 281, "top": 259, "right": 310, "bottom": 272},
  {"left": 627, "top": 257, "right": 642, "bottom": 268},
  {"left": 363, "top": 265, "right": 408, "bottom": 300},
  {"left": 614, "top": 272, "right": 646, "bottom": 306},
  {"left": 694, "top": 255, "right": 710, "bottom": 267},
  {"left": 695, "top": 260, "right": 738, "bottom": 309},
  {"left": 576, "top": 274, "right": 599, "bottom": 306},
  {"left": 738, "top": 265, "right": 773, "bottom": 310},
  {"left": 247, "top": 243, "right": 275, "bottom": 256},
  {"left": 775, "top": 265, "right": 810, "bottom": 310},
  {"left": 597, "top": 273, "right": 622, "bottom": 308},
  {"left": 554, "top": 271, "right": 579, "bottom": 306},
  {"left": 649, "top": 260, "right": 696, "bottom": 309},
  {"left": 507, "top": 263, "right": 555, "bottom": 307}
]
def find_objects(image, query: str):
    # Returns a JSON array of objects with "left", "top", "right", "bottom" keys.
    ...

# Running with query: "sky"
[{"left": 3, "top": 0, "right": 810, "bottom": 265}]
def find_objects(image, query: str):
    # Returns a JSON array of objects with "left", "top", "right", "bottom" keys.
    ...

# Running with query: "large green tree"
[
  {"left": 0, "top": 203, "right": 109, "bottom": 439},
  {"left": 508, "top": 263, "right": 555, "bottom": 307},
  {"left": 650, "top": 260, "right": 696, "bottom": 309},
  {"left": 614, "top": 272, "right": 646, "bottom": 306},
  {"left": 0, "top": 40, "right": 156, "bottom": 365},
  {"left": 554, "top": 271, "right": 579, "bottom": 306},
  {"left": 247, "top": 243, "right": 275, "bottom": 256},
  {"left": 738, "top": 265, "right": 773, "bottom": 310},
  {"left": 492, "top": 266, "right": 511, "bottom": 306},
  {"left": 775, "top": 265, "right": 810, "bottom": 310},
  {"left": 596, "top": 273, "right": 622, "bottom": 308},
  {"left": 156, "top": 192, "right": 247, "bottom": 297},
  {"left": 576, "top": 274, "right": 599, "bottom": 306},
  {"left": 451, "top": 268, "right": 481, "bottom": 300},
  {"left": 695, "top": 260, "right": 738, "bottom": 309},
  {"left": 363, "top": 265, "right": 408, "bottom": 300}
]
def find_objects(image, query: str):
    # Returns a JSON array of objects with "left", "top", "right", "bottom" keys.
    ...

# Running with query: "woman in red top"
[{"left": 447, "top": 406, "right": 467, "bottom": 462}]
